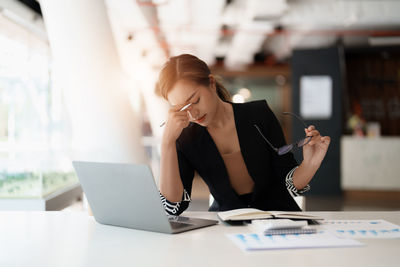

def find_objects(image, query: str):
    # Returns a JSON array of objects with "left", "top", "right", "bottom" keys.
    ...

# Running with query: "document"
[
  {"left": 228, "top": 231, "right": 363, "bottom": 251},
  {"left": 321, "top": 219, "right": 400, "bottom": 239},
  {"left": 300, "top": 75, "right": 332, "bottom": 119}
]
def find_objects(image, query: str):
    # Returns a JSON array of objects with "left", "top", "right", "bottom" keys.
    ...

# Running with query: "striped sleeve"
[
  {"left": 285, "top": 166, "right": 310, "bottom": 197},
  {"left": 159, "top": 189, "right": 191, "bottom": 215}
]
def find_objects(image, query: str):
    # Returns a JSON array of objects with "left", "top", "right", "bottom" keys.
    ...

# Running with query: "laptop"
[{"left": 72, "top": 161, "right": 218, "bottom": 234}]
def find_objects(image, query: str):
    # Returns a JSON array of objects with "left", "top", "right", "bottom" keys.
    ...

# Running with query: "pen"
[{"left": 159, "top": 103, "right": 192, "bottom": 127}]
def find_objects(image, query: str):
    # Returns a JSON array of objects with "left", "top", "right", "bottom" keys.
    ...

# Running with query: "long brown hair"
[{"left": 156, "top": 54, "right": 231, "bottom": 102}]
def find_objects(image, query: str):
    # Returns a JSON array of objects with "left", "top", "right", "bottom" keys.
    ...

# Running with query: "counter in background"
[{"left": 341, "top": 136, "right": 400, "bottom": 190}]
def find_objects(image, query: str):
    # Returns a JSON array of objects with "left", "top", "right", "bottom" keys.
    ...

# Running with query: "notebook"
[{"left": 217, "top": 208, "right": 324, "bottom": 222}]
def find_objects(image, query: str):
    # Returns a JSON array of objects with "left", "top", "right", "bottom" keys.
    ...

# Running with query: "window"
[{"left": 0, "top": 16, "right": 77, "bottom": 199}]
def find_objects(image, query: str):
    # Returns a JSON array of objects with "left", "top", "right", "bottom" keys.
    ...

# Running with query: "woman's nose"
[{"left": 187, "top": 107, "right": 198, "bottom": 120}]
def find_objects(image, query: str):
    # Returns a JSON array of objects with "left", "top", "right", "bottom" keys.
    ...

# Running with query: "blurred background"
[{"left": 0, "top": 0, "right": 399, "bottom": 212}]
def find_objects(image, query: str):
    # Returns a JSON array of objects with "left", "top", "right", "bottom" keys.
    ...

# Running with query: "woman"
[{"left": 157, "top": 54, "right": 330, "bottom": 215}]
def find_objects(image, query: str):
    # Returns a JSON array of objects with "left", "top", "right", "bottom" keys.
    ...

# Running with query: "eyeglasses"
[{"left": 254, "top": 112, "right": 312, "bottom": 156}]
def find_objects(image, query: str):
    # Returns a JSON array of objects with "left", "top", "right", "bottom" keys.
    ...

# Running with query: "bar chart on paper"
[
  {"left": 321, "top": 220, "right": 400, "bottom": 239},
  {"left": 228, "top": 231, "right": 362, "bottom": 251}
]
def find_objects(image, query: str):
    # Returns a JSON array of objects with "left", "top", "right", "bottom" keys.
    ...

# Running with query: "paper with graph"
[
  {"left": 320, "top": 219, "right": 400, "bottom": 239},
  {"left": 228, "top": 231, "right": 363, "bottom": 251}
]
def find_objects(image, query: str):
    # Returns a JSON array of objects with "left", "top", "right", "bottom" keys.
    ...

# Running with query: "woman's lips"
[{"left": 195, "top": 114, "right": 206, "bottom": 123}]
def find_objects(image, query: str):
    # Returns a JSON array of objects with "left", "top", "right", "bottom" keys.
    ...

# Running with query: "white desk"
[{"left": 0, "top": 211, "right": 399, "bottom": 267}]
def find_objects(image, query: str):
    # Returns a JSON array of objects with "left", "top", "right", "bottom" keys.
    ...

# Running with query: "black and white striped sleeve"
[
  {"left": 159, "top": 189, "right": 191, "bottom": 215},
  {"left": 285, "top": 166, "right": 310, "bottom": 197}
]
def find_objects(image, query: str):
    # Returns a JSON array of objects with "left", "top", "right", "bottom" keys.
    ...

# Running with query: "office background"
[{"left": 0, "top": 0, "right": 399, "bottom": 211}]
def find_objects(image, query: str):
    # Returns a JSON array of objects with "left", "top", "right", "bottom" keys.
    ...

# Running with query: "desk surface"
[{"left": 0, "top": 211, "right": 399, "bottom": 267}]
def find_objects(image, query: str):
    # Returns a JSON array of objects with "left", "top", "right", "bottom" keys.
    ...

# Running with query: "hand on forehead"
[{"left": 168, "top": 79, "right": 199, "bottom": 106}]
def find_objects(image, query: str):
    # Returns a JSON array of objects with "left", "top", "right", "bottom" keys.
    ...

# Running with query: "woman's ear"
[{"left": 209, "top": 74, "right": 216, "bottom": 92}]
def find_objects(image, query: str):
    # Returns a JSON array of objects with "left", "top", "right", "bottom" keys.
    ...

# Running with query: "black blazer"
[{"left": 175, "top": 100, "right": 301, "bottom": 214}]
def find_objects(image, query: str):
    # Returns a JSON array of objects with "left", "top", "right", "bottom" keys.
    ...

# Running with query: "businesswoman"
[{"left": 157, "top": 54, "right": 330, "bottom": 215}]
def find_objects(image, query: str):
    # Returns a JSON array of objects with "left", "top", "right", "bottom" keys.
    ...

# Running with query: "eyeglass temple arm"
[
  {"left": 253, "top": 125, "right": 279, "bottom": 153},
  {"left": 282, "top": 112, "right": 308, "bottom": 128}
]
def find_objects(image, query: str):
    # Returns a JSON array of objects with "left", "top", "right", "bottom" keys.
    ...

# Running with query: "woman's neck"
[{"left": 207, "top": 100, "right": 233, "bottom": 130}]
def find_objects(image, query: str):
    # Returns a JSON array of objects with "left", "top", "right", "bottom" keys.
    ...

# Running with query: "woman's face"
[{"left": 167, "top": 78, "right": 219, "bottom": 127}]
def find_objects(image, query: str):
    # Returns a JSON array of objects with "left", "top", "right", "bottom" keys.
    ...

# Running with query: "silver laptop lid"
[{"left": 72, "top": 161, "right": 173, "bottom": 233}]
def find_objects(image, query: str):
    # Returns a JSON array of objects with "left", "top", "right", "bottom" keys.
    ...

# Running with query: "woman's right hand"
[{"left": 162, "top": 103, "right": 191, "bottom": 144}]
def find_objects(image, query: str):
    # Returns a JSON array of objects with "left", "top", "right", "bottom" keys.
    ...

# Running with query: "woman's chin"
[{"left": 194, "top": 114, "right": 207, "bottom": 124}]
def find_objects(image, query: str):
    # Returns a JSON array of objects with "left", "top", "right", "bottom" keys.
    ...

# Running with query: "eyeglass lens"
[
  {"left": 254, "top": 112, "right": 312, "bottom": 156},
  {"left": 278, "top": 113, "right": 312, "bottom": 155},
  {"left": 277, "top": 144, "right": 294, "bottom": 155},
  {"left": 297, "top": 136, "right": 312, "bottom": 147}
]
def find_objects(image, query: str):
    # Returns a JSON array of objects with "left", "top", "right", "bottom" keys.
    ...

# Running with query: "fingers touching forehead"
[{"left": 167, "top": 79, "right": 198, "bottom": 106}]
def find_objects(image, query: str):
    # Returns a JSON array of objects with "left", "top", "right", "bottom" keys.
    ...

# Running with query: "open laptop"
[{"left": 72, "top": 161, "right": 218, "bottom": 234}]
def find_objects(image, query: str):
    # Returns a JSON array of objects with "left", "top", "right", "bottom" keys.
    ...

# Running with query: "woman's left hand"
[{"left": 302, "top": 125, "right": 331, "bottom": 167}]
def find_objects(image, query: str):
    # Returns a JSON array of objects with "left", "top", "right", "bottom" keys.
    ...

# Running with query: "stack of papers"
[{"left": 228, "top": 231, "right": 363, "bottom": 251}]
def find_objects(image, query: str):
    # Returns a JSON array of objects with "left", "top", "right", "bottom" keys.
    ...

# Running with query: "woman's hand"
[
  {"left": 302, "top": 125, "right": 331, "bottom": 167},
  {"left": 162, "top": 103, "right": 191, "bottom": 145}
]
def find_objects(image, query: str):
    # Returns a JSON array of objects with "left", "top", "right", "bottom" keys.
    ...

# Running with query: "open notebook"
[{"left": 217, "top": 208, "right": 324, "bottom": 222}]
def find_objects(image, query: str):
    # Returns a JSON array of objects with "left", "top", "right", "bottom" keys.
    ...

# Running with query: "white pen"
[{"left": 159, "top": 103, "right": 192, "bottom": 127}]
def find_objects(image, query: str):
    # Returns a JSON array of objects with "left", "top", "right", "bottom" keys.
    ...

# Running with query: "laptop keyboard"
[{"left": 167, "top": 215, "right": 191, "bottom": 222}]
